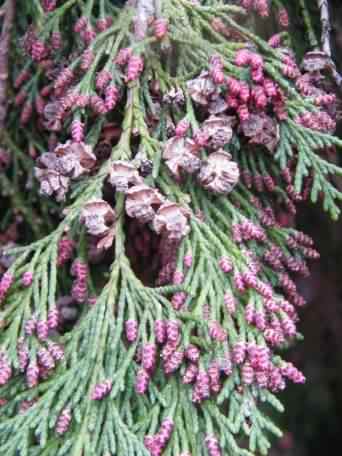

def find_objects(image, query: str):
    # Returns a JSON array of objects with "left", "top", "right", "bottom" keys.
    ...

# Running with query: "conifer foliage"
[{"left": 0, "top": 0, "right": 341, "bottom": 455}]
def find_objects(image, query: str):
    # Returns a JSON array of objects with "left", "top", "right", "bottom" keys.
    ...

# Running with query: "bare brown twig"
[
  {"left": 0, "top": 0, "right": 15, "bottom": 131},
  {"left": 317, "top": 0, "right": 342, "bottom": 89},
  {"left": 128, "top": 0, "right": 156, "bottom": 40},
  {"left": 318, "top": 0, "right": 332, "bottom": 56}
]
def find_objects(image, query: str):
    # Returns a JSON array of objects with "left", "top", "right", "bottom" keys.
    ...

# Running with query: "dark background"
[{"left": 268, "top": 2, "right": 342, "bottom": 454}]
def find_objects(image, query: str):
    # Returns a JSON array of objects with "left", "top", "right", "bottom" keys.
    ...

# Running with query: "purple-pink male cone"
[
  {"left": 135, "top": 368, "right": 150, "bottom": 394},
  {"left": 142, "top": 343, "right": 157, "bottom": 371},
  {"left": 47, "top": 307, "right": 59, "bottom": 329},
  {"left": 232, "top": 341, "right": 246, "bottom": 365},
  {"left": 154, "top": 320, "right": 166, "bottom": 344},
  {"left": 218, "top": 256, "right": 233, "bottom": 273},
  {"left": 156, "top": 418, "right": 174, "bottom": 447},
  {"left": 183, "top": 253, "right": 193, "bottom": 268},
  {"left": 0, "top": 353, "right": 12, "bottom": 385},
  {"left": 185, "top": 344, "right": 200, "bottom": 363},
  {"left": 26, "top": 361, "right": 39, "bottom": 388},
  {"left": 17, "top": 340, "right": 29, "bottom": 371},
  {"left": 205, "top": 435, "right": 222, "bottom": 456},
  {"left": 182, "top": 363, "right": 198, "bottom": 384},
  {"left": 36, "top": 319, "right": 49, "bottom": 340},
  {"left": 125, "top": 319, "right": 138, "bottom": 342},
  {"left": 91, "top": 379, "right": 112, "bottom": 400},
  {"left": 21, "top": 271, "right": 33, "bottom": 287},
  {"left": 171, "top": 291, "right": 187, "bottom": 310},
  {"left": 25, "top": 317, "right": 37, "bottom": 336},
  {"left": 48, "top": 342, "right": 65, "bottom": 361},
  {"left": 0, "top": 272, "right": 14, "bottom": 302},
  {"left": 38, "top": 348, "right": 55, "bottom": 370},
  {"left": 56, "top": 408, "right": 72, "bottom": 435},
  {"left": 126, "top": 55, "right": 144, "bottom": 82},
  {"left": 166, "top": 320, "right": 180, "bottom": 342},
  {"left": 164, "top": 350, "right": 184, "bottom": 374}
]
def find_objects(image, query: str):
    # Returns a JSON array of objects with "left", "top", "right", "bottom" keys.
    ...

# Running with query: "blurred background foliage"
[{"left": 270, "top": 2, "right": 342, "bottom": 454}]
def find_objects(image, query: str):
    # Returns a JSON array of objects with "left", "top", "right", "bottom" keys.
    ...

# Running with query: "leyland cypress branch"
[{"left": 0, "top": 1, "right": 341, "bottom": 455}]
